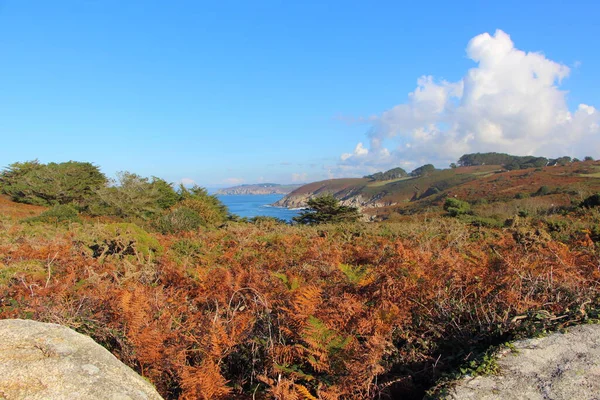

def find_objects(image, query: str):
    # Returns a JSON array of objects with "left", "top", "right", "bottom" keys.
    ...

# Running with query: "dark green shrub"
[
  {"left": 443, "top": 198, "right": 471, "bottom": 217},
  {"left": 534, "top": 186, "right": 551, "bottom": 196},
  {"left": 154, "top": 207, "right": 203, "bottom": 234},
  {"left": 24, "top": 205, "right": 81, "bottom": 224},
  {"left": 545, "top": 218, "right": 569, "bottom": 233},
  {"left": 580, "top": 194, "right": 600, "bottom": 208},
  {"left": 249, "top": 216, "right": 287, "bottom": 225},
  {"left": 464, "top": 216, "right": 503, "bottom": 228},
  {"left": 515, "top": 192, "right": 530, "bottom": 199}
]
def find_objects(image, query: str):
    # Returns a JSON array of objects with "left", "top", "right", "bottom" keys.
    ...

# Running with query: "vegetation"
[
  {"left": 293, "top": 194, "right": 361, "bottom": 224},
  {"left": 458, "top": 152, "right": 549, "bottom": 169},
  {"left": 456, "top": 152, "right": 592, "bottom": 170},
  {"left": 2, "top": 157, "right": 600, "bottom": 399},
  {"left": 0, "top": 160, "right": 107, "bottom": 209},
  {"left": 364, "top": 167, "right": 408, "bottom": 181},
  {"left": 0, "top": 161, "right": 229, "bottom": 229},
  {"left": 177, "top": 186, "right": 228, "bottom": 227},
  {"left": 24, "top": 204, "right": 81, "bottom": 225},
  {"left": 443, "top": 198, "right": 471, "bottom": 217},
  {"left": 94, "top": 172, "right": 179, "bottom": 219},
  {"left": 410, "top": 163, "right": 437, "bottom": 177}
]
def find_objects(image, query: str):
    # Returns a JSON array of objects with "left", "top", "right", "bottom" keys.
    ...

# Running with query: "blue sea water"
[{"left": 216, "top": 194, "right": 301, "bottom": 222}]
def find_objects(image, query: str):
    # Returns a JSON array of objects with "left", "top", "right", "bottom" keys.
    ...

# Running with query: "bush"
[
  {"left": 534, "top": 186, "right": 551, "bottom": 196},
  {"left": 464, "top": 216, "right": 503, "bottom": 228},
  {"left": 444, "top": 198, "right": 471, "bottom": 217},
  {"left": 24, "top": 205, "right": 81, "bottom": 225},
  {"left": 580, "top": 194, "right": 600, "bottom": 208},
  {"left": 154, "top": 207, "right": 203, "bottom": 234},
  {"left": 249, "top": 216, "right": 287, "bottom": 226},
  {"left": 517, "top": 209, "right": 529, "bottom": 218}
]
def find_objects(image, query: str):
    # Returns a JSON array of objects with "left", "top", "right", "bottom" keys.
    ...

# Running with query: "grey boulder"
[
  {"left": 443, "top": 324, "right": 600, "bottom": 400},
  {"left": 0, "top": 319, "right": 163, "bottom": 400}
]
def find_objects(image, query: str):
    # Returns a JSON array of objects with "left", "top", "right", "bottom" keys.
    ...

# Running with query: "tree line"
[
  {"left": 0, "top": 160, "right": 361, "bottom": 228},
  {"left": 0, "top": 160, "right": 228, "bottom": 231},
  {"left": 365, "top": 152, "right": 596, "bottom": 183},
  {"left": 457, "top": 152, "right": 594, "bottom": 169}
]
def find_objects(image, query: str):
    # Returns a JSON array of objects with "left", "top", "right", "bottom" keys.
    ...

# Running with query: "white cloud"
[
  {"left": 179, "top": 178, "right": 196, "bottom": 186},
  {"left": 338, "top": 29, "right": 600, "bottom": 174},
  {"left": 291, "top": 172, "right": 308, "bottom": 182},
  {"left": 341, "top": 142, "right": 369, "bottom": 161},
  {"left": 224, "top": 177, "right": 244, "bottom": 185}
]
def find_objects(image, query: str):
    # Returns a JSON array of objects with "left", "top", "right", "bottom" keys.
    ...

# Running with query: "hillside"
[
  {"left": 275, "top": 161, "right": 600, "bottom": 220},
  {"left": 215, "top": 183, "right": 301, "bottom": 195}
]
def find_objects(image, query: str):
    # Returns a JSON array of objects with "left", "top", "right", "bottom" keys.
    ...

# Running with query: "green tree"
[
  {"left": 95, "top": 172, "right": 166, "bottom": 219},
  {"left": 151, "top": 177, "right": 180, "bottom": 209},
  {"left": 364, "top": 167, "right": 408, "bottom": 181},
  {"left": 293, "top": 194, "right": 361, "bottom": 225},
  {"left": 0, "top": 160, "right": 107, "bottom": 209},
  {"left": 176, "top": 185, "right": 228, "bottom": 226},
  {"left": 410, "top": 164, "right": 436, "bottom": 177}
]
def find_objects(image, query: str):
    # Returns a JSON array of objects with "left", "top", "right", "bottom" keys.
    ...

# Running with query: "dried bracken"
[{"left": 1, "top": 201, "right": 600, "bottom": 399}]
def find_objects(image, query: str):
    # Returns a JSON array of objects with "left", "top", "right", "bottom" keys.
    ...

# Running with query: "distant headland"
[{"left": 215, "top": 183, "right": 302, "bottom": 195}]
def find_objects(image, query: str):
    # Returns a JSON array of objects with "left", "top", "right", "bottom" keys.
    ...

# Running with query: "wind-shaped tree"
[{"left": 293, "top": 194, "right": 361, "bottom": 225}]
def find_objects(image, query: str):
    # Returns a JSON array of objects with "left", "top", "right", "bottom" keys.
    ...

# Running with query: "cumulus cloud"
[
  {"left": 179, "top": 178, "right": 196, "bottom": 186},
  {"left": 341, "top": 142, "right": 370, "bottom": 161},
  {"left": 339, "top": 29, "right": 600, "bottom": 174},
  {"left": 224, "top": 177, "right": 244, "bottom": 185}
]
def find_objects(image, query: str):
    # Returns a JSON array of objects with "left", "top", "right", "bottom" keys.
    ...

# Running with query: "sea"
[{"left": 215, "top": 194, "right": 301, "bottom": 222}]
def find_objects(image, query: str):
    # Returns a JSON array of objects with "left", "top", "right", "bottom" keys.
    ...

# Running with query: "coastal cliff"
[{"left": 272, "top": 178, "right": 398, "bottom": 210}]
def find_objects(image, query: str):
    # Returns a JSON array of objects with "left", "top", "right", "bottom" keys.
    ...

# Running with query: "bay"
[{"left": 216, "top": 194, "right": 301, "bottom": 222}]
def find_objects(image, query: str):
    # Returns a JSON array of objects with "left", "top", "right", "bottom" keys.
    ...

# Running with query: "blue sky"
[{"left": 1, "top": 1, "right": 599, "bottom": 187}]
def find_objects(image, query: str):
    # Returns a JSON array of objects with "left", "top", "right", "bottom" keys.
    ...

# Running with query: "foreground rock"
[
  {"left": 0, "top": 319, "right": 163, "bottom": 400},
  {"left": 443, "top": 324, "right": 600, "bottom": 400}
]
